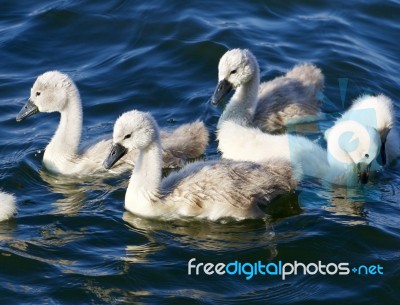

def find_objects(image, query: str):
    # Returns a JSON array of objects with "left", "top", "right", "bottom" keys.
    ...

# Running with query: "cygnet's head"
[
  {"left": 103, "top": 110, "right": 159, "bottom": 169},
  {"left": 349, "top": 94, "right": 394, "bottom": 165},
  {"left": 16, "top": 71, "right": 77, "bottom": 122},
  {"left": 326, "top": 120, "right": 381, "bottom": 184},
  {"left": 212, "top": 48, "right": 259, "bottom": 105}
]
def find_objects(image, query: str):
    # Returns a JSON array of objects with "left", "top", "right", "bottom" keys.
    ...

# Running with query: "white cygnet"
[
  {"left": 212, "top": 48, "right": 324, "bottom": 134},
  {"left": 16, "top": 71, "right": 209, "bottom": 176}
]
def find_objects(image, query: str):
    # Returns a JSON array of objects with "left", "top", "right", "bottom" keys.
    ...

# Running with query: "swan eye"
[
  {"left": 36, "top": 92, "right": 41, "bottom": 97},
  {"left": 230, "top": 69, "right": 237, "bottom": 75},
  {"left": 365, "top": 154, "right": 369, "bottom": 158},
  {"left": 124, "top": 134, "right": 131, "bottom": 140}
]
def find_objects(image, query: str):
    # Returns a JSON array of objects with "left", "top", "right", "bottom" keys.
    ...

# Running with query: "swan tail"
[
  {"left": 255, "top": 63, "right": 325, "bottom": 133},
  {"left": 285, "top": 63, "right": 324, "bottom": 95},
  {"left": 160, "top": 120, "right": 209, "bottom": 166}
]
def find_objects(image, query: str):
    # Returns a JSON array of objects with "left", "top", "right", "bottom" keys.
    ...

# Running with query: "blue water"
[{"left": 1, "top": 0, "right": 400, "bottom": 304}]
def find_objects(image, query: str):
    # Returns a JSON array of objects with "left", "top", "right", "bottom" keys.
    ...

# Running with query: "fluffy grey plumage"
[
  {"left": 160, "top": 120, "right": 209, "bottom": 167},
  {"left": 104, "top": 110, "right": 298, "bottom": 221},
  {"left": 160, "top": 159, "right": 297, "bottom": 219},
  {"left": 254, "top": 63, "right": 324, "bottom": 134}
]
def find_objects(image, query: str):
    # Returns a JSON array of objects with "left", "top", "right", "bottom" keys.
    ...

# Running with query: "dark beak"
[
  {"left": 212, "top": 79, "right": 233, "bottom": 106},
  {"left": 16, "top": 99, "right": 39, "bottom": 122},
  {"left": 357, "top": 163, "right": 371, "bottom": 184},
  {"left": 380, "top": 139, "right": 387, "bottom": 166},
  {"left": 359, "top": 171, "right": 369, "bottom": 184},
  {"left": 103, "top": 143, "right": 127, "bottom": 170}
]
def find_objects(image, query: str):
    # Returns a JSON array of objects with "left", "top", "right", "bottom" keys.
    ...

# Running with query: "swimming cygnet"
[
  {"left": 219, "top": 117, "right": 385, "bottom": 186},
  {"left": 16, "top": 71, "right": 209, "bottom": 176},
  {"left": 0, "top": 191, "right": 17, "bottom": 222},
  {"left": 103, "top": 110, "right": 298, "bottom": 221},
  {"left": 212, "top": 48, "right": 324, "bottom": 134}
]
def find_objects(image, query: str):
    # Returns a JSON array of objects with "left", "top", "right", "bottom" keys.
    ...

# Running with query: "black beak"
[
  {"left": 16, "top": 99, "right": 39, "bottom": 122},
  {"left": 359, "top": 171, "right": 369, "bottom": 184},
  {"left": 357, "top": 163, "right": 371, "bottom": 184},
  {"left": 380, "top": 139, "right": 387, "bottom": 166},
  {"left": 212, "top": 79, "right": 233, "bottom": 106},
  {"left": 103, "top": 143, "right": 127, "bottom": 170}
]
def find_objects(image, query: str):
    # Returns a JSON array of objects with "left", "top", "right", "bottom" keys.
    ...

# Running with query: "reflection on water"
[
  {"left": 123, "top": 212, "right": 278, "bottom": 256},
  {"left": 303, "top": 176, "right": 400, "bottom": 227},
  {"left": 323, "top": 187, "right": 368, "bottom": 225},
  {"left": 7, "top": 239, "right": 74, "bottom": 267},
  {"left": 0, "top": 220, "right": 17, "bottom": 242},
  {"left": 39, "top": 169, "right": 127, "bottom": 215}
]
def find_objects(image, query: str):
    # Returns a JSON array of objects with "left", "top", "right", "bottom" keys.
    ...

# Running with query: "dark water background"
[{"left": 1, "top": 0, "right": 400, "bottom": 304}]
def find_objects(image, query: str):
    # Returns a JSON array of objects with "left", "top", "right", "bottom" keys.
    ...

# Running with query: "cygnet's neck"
[
  {"left": 325, "top": 165, "right": 358, "bottom": 186},
  {"left": 125, "top": 138, "right": 163, "bottom": 216},
  {"left": 45, "top": 85, "right": 83, "bottom": 158},
  {"left": 218, "top": 71, "right": 260, "bottom": 128}
]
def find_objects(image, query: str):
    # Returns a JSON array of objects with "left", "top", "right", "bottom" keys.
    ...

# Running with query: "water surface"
[{"left": 1, "top": 0, "right": 399, "bottom": 304}]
